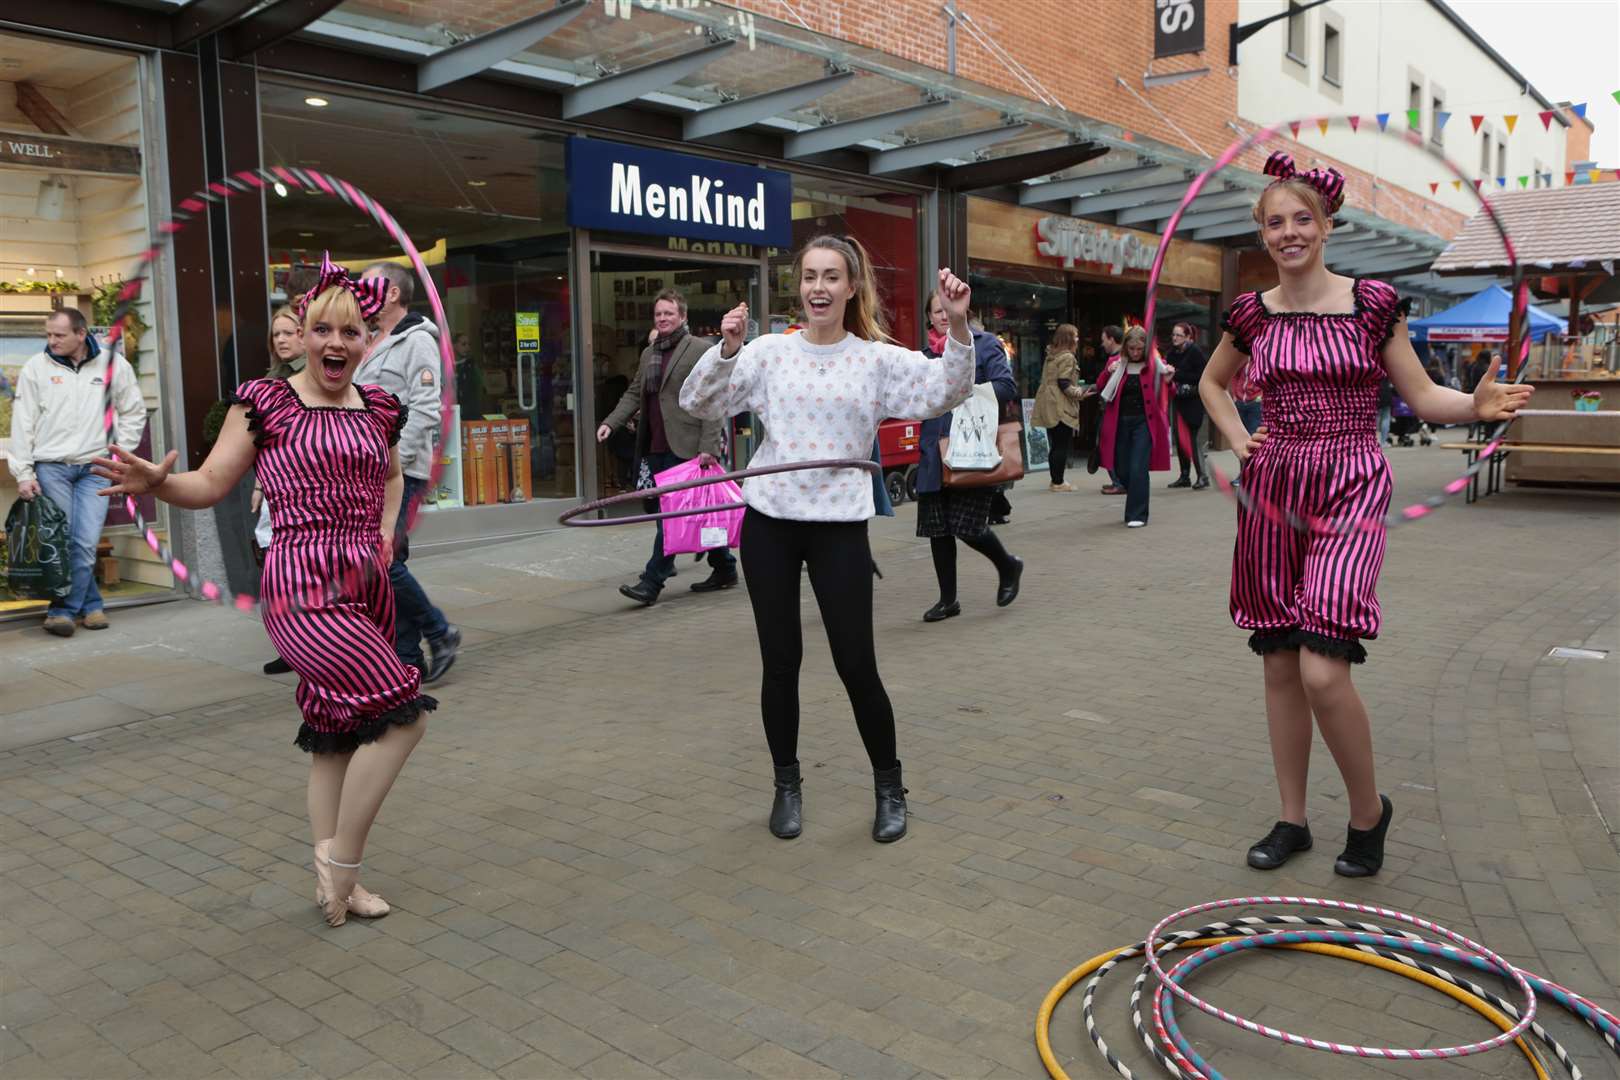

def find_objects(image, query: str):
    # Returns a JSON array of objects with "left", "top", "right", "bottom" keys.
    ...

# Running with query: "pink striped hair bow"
[
  {"left": 294, "top": 253, "right": 389, "bottom": 321},
  {"left": 1262, "top": 151, "right": 1345, "bottom": 215}
]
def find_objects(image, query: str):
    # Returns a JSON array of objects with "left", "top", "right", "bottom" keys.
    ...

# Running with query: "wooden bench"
[{"left": 1441, "top": 441, "right": 1620, "bottom": 502}]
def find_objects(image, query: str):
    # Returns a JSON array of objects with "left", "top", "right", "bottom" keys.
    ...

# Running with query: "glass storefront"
[{"left": 1, "top": 31, "right": 171, "bottom": 613}]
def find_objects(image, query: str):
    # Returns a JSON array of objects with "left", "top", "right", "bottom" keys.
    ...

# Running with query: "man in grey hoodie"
[{"left": 358, "top": 262, "right": 460, "bottom": 683}]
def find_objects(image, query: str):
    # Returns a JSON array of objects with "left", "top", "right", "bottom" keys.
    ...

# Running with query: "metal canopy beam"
[
  {"left": 1191, "top": 218, "right": 1266, "bottom": 241},
  {"left": 1325, "top": 238, "right": 1404, "bottom": 260},
  {"left": 945, "top": 141, "right": 1106, "bottom": 192},
  {"left": 1069, "top": 176, "right": 1199, "bottom": 216},
  {"left": 1017, "top": 162, "right": 1165, "bottom": 205},
  {"left": 782, "top": 99, "right": 952, "bottom": 159},
  {"left": 683, "top": 70, "right": 854, "bottom": 140},
  {"left": 562, "top": 39, "right": 736, "bottom": 120},
  {"left": 1322, "top": 234, "right": 1397, "bottom": 255},
  {"left": 867, "top": 123, "right": 1028, "bottom": 176},
  {"left": 224, "top": 0, "right": 347, "bottom": 59},
  {"left": 1339, "top": 252, "right": 1436, "bottom": 276},
  {"left": 172, "top": 0, "right": 262, "bottom": 48},
  {"left": 1170, "top": 205, "right": 1254, "bottom": 232},
  {"left": 418, "top": 0, "right": 589, "bottom": 92},
  {"left": 1115, "top": 186, "right": 1251, "bottom": 226},
  {"left": 1332, "top": 247, "right": 1429, "bottom": 273}
]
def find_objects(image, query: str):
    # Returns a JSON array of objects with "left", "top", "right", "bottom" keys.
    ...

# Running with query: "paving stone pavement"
[{"left": 2, "top": 446, "right": 1617, "bottom": 1080}]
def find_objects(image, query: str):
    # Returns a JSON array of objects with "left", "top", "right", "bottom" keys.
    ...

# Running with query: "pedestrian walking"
[
  {"left": 680, "top": 236, "right": 974, "bottom": 844},
  {"left": 915, "top": 288, "right": 1024, "bottom": 624},
  {"left": 94, "top": 260, "right": 437, "bottom": 926},
  {"left": 1031, "top": 323, "right": 1085, "bottom": 492},
  {"left": 255, "top": 304, "right": 304, "bottom": 676},
  {"left": 599, "top": 288, "right": 737, "bottom": 605},
  {"left": 8, "top": 308, "right": 146, "bottom": 636},
  {"left": 1096, "top": 326, "right": 1127, "bottom": 494},
  {"left": 357, "top": 262, "right": 461, "bottom": 684},
  {"left": 1095, "top": 326, "right": 1173, "bottom": 527},
  {"left": 1166, "top": 321, "right": 1210, "bottom": 490},
  {"left": 1200, "top": 151, "right": 1531, "bottom": 878}
]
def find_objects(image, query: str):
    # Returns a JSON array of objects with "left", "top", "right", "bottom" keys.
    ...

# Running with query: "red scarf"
[{"left": 927, "top": 327, "right": 949, "bottom": 355}]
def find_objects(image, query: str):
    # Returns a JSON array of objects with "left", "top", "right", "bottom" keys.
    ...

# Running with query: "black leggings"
[
  {"left": 739, "top": 508, "right": 896, "bottom": 771},
  {"left": 1046, "top": 424, "right": 1074, "bottom": 484},
  {"left": 930, "top": 529, "right": 1014, "bottom": 604}
]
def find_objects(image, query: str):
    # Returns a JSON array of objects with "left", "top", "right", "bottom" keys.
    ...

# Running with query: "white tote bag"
[{"left": 942, "top": 382, "right": 1003, "bottom": 471}]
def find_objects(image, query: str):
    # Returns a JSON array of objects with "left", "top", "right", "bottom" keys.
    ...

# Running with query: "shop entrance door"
[{"left": 585, "top": 245, "right": 761, "bottom": 502}]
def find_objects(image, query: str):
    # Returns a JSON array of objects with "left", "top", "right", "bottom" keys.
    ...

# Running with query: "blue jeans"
[
  {"left": 1236, "top": 399, "right": 1263, "bottom": 435},
  {"left": 641, "top": 450, "right": 736, "bottom": 592},
  {"left": 1377, "top": 405, "right": 1392, "bottom": 446},
  {"left": 391, "top": 476, "right": 449, "bottom": 669},
  {"left": 34, "top": 462, "right": 111, "bottom": 619},
  {"left": 1114, "top": 415, "right": 1152, "bottom": 523}
]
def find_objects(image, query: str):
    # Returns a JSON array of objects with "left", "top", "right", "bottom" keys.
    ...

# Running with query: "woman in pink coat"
[{"left": 1094, "top": 325, "right": 1173, "bottom": 527}]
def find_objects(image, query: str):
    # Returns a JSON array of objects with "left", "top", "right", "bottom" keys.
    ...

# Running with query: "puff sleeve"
[
  {"left": 1221, "top": 292, "right": 1266, "bottom": 355},
  {"left": 1357, "top": 279, "right": 1414, "bottom": 346}
]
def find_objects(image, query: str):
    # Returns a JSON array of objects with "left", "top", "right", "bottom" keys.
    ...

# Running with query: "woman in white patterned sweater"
[{"left": 681, "top": 235, "right": 975, "bottom": 844}]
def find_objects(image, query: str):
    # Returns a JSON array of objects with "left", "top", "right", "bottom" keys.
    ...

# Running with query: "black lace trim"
[
  {"left": 226, "top": 388, "right": 269, "bottom": 449},
  {"left": 1220, "top": 308, "right": 1253, "bottom": 355},
  {"left": 1379, "top": 297, "right": 1415, "bottom": 346},
  {"left": 294, "top": 693, "right": 436, "bottom": 754},
  {"left": 389, "top": 398, "right": 408, "bottom": 448},
  {"left": 1247, "top": 628, "right": 1367, "bottom": 663}
]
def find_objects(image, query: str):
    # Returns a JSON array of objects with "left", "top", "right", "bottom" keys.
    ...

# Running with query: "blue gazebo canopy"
[{"left": 1407, "top": 285, "right": 1564, "bottom": 343}]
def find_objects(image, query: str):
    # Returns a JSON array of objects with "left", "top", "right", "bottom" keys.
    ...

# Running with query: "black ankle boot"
[
  {"left": 769, "top": 764, "right": 802, "bottom": 839},
  {"left": 872, "top": 762, "right": 907, "bottom": 843},
  {"left": 1335, "top": 794, "right": 1393, "bottom": 877}
]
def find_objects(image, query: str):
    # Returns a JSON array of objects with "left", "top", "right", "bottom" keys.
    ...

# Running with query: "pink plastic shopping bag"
[{"left": 655, "top": 458, "right": 744, "bottom": 556}]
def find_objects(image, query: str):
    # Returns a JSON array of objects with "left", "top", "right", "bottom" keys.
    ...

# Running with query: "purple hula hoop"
[{"left": 557, "top": 458, "right": 880, "bottom": 526}]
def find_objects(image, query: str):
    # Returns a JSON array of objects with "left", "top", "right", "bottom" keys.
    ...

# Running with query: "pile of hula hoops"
[{"left": 1036, "top": 896, "right": 1619, "bottom": 1080}]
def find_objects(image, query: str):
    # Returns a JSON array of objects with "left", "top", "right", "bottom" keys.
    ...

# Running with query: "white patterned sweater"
[{"left": 680, "top": 330, "right": 975, "bottom": 522}]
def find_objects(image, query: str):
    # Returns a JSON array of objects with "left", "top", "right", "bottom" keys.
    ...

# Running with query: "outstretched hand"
[
  {"left": 92, "top": 446, "right": 176, "bottom": 498},
  {"left": 1471, "top": 361, "right": 1534, "bottom": 423},
  {"left": 936, "top": 268, "right": 971, "bottom": 326}
]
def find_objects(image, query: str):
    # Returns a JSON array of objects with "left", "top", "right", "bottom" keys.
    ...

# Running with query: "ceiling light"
[
  {"left": 273, "top": 182, "right": 288, "bottom": 198},
  {"left": 304, "top": 96, "right": 329, "bottom": 108},
  {"left": 467, "top": 180, "right": 488, "bottom": 187},
  {"left": 298, "top": 231, "right": 315, "bottom": 237}
]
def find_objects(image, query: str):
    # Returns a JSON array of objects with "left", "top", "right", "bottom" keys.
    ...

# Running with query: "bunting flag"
[
  {"left": 1451, "top": 179, "right": 1462, "bottom": 191},
  {"left": 1435, "top": 111, "right": 1452, "bottom": 131},
  {"left": 1565, "top": 170, "right": 1575, "bottom": 185},
  {"left": 1429, "top": 182, "right": 1439, "bottom": 194},
  {"left": 1317, "top": 118, "right": 1330, "bottom": 135},
  {"left": 1473, "top": 179, "right": 1483, "bottom": 191},
  {"left": 1348, "top": 115, "right": 1361, "bottom": 132},
  {"left": 1406, "top": 108, "right": 1421, "bottom": 129},
  {"left": 1591, "top": 169, "right": 1603, "bottom": 183},
  {"left": 1289, "top": 120, "right": 1302, "bottom": 138},
  {"left": 1613, "top": 91, "right": 1620, "bottom": 105},
  {"left": 1572, "top": 102, "right": 1588, "bottom": 119},
  {"left": 1539, "top": 110, "right": 1557, "bottom": 130},
  {"left": 1376, "top": 113, "right": 1391, "bottom": 131},
  {"left": 1496, "top": 177, "right": 1506, "bottom": 188},
  {"left": 1470, "top": 115, "right": 1484, "bottom": 133},
  {"left": 1518, "top": 175, "right": 1529, "bottom": 188},
  {"left": 1503, "top": 114, "right": 1518, "bottom": 134}
]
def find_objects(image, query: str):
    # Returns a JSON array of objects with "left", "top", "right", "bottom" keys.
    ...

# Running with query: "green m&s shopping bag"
[{"left": 5, "top": 493, "right": 72, "bottom": 602}]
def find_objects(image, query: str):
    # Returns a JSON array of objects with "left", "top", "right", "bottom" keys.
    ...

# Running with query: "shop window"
[
  {"left": 967, "top": 264, "right": 1071, "bottom": 399},
  {"left": 1479, "top": 130, "right": 1491, "bottom": 177},
  {"left": 1286, "top": 3, "right": 1308, "bottom": 65},
  {"left": 1430, "top": 92, "right": 1445, "bottom": 146},
  {"left": 766, "top": 180, "right": 921, "bottom": 348},
  {"left": 1408, "top": 80, "right": 1424, "bottom": 137},
  {"left": 1322, "top": 24, "right": 1341, "bottom": 86},
  {"left": 1496, "top": 141, "right": 1507, "bottom": 186},
  {"left": 260, "top": 84, "right": 575, "bottom": 506}
]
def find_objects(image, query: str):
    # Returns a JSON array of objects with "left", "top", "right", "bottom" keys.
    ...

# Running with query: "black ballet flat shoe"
[
  {"left": 769, "top": 763, "right": 802, "bottom": 839},
  {"left": 1167, "top": 476, "right": 1192, "bottom": 489},
  {"left": 923, "top": 600, "right": 961, "bottom": 623},
  {"left": 996, "top": 557, "right": 1023, "bottom": 608},
  {"left": 1334, "top": 795, "right": 1394, "bottom": 877},
  {"left": 872, "top": 762, "right": 907, "bottom": 843},
  {"left": 1246, "top": 821, "right": 1313, "bottom": 870},
  {"left": 263, "top": 657, "right": 293, "bottom": 675}
]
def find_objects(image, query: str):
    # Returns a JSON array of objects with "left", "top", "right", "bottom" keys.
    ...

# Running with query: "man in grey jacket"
[
  {"left": 597, "top": 289, "right": 736, "bottom": 606},
  {"left": 358, "top": 262, "right": 460, "bottom": 683}
]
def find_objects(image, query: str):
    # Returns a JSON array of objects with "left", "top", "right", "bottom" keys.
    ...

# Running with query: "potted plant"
[{"left": 93, "top": 279, "right": 150, "bottom": 367}]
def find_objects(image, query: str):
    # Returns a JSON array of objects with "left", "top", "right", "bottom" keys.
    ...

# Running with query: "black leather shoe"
[
  {"left": 872, "top": 762, "right": 908, "bottom": 843},
  {"left": 1167, "top": 476, "right": 1192, "bottom": 489},
  {"left": 263, "top": 657, "right": 293, "bottom": 675},
  {"left": 618, "top": 581, "right": 659, "bottom": 606},
  {"left": 1247, "top": 821, "right": 1313, "bottom": 869},
  {"left": 770, "top": 763, "right": 802, "bottom": 839},
  {"left": 1334, "top": 795, "right": 1393, "bottom": 877},
  {"left": 996, "top": 557, "right": 1023, "bottom": 608},
  {"left": 425, "top": 625, "right": 461, "bottom": 684},
  {"left": 1192, "top": 476, "right": 1210, "bottom": 490},
  {"left": 923, "top": 599, "right": 961, "bottom": 623},
  {"left": 690, "top": 570, "right": 739, "bottom": 593}
]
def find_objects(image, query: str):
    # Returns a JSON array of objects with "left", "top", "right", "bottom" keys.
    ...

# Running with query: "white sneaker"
[{"left": 1126, "top": 520, "right": 1147, "bottom": 528}]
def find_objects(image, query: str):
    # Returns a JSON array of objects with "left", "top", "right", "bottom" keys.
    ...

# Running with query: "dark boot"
[
  {"left": 263, "top": 656, "right": 293, "bottom": 675},
  {"left": 872, "top": 762, "right": 908, "bottom": 843},
  {"left": 690, "top": 568, "right": 739, "bottom": 592},
  {"left": 618, "top": 580, "right": 659, "bottom": 606},
  {"left": 769, "top": 764, "right": 802, "bottom": 839},
  {"left": 996, "top": 556, "right": 1023, "bottom": 608},
  {"left": 1334, "top": 795, "right": 1393, "bottom": 877}
]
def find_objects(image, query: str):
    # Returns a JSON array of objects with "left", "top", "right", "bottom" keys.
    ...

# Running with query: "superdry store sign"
[
  {"left": 1034, "top": 216, "right": 1159, "bottom": 276},
  {"left": 566, "top": 137, "right": 792, "bottom": 247}
]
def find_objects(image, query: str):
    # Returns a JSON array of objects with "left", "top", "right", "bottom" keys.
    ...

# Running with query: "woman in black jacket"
[
  {"left": 914, "top": 290, "right": 1023, "bottom": 623},
  {"left": 1166, "top": 322, "right": 1210, "bottom": 490}
]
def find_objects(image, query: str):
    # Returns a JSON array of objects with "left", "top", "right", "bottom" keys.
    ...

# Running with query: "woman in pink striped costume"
[
  {"left": 1200, "top": 153, "right": 1530, "bottom": 877},
  {"left": 95, "top": 257, "right": 434, "bottom": 926}
]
